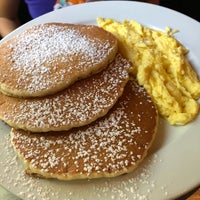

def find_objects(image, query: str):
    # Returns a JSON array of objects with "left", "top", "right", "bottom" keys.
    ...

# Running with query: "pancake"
[
  {"left": 0, "top": 54, "right": 132, "bottom": 132},
  {"left": 10, "top": 79, "right": 158, "bottom": 181},
  {"left": 0, "top": 22, "right": 118, "bottom": 97}
]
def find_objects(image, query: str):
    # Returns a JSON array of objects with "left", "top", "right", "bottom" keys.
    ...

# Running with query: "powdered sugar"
[
  {"left": 0, "top": 126, "right": 168, "bottom": 200},
  {"left": 0, "top": 79, "right": 161, "bottom": 199},
  {"left": 3, "top": 54, "right": 131, "bottom": 132},
  {"left": 3, "top": 23, "right": 117, "bottom": 95},
  {"left": 11, "top": 79, "right": 158, "bottom": 179},
  {"left": 9, "top": 24, "right": 108, "bottom": 70}
]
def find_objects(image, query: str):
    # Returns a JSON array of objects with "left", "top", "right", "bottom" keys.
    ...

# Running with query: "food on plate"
[
  {"left": 0, "top": 21, "right": 159, "bottom": 181},
  {"left": 97, "top": 18, "right": 200, "bottom": 125},
  {"left": 10, "top": 79, "right": 158, "bottom": 181},
  {"left": 0, "top": 54, "right": 131, "bottom": 132},
  {"left": 0, "top": 22, "right": 118, "bottom": 97}
]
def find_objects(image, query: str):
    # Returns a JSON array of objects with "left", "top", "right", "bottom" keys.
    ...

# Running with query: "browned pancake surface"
[
  {"left": 0, "top": 23, "right": 118, "bottom": 97},
  {"left": 11, "top": 79, "right": 158, "bottom": 180},
  {"left": 0, "top": 54, "right": 131, "bottom": 132}
]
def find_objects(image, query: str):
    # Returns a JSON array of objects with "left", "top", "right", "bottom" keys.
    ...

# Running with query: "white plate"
[{"left": 0, "top": 1, "right": 200, "bottom": 200}]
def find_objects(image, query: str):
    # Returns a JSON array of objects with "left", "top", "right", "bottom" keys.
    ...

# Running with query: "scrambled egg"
[{"left": 97, "top": 17, "right": 200, "bottom": 125}]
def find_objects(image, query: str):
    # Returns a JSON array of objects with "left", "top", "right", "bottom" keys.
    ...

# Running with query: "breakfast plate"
[{"left": 0, "top": 1, "right": 200, "bottom": 199}]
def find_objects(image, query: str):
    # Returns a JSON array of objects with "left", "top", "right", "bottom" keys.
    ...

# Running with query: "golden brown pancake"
[
  {"left": 0, "top": 22, "right": 118, "bottom": 97},
  {"left": 0, "top": 54, "right": 131, "bottom": 132},
  {"left": 10, "top": 79, "right": 158, "bottom": 181}
]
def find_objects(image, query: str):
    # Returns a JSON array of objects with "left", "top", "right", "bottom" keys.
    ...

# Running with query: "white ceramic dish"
[{"left": 0, "top": 1, "right": 200, "bottom": 200}]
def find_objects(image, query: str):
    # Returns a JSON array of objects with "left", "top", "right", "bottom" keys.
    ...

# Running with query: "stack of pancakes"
[{"left": 0, "top": 23, "right": 158, "bottom": 181}]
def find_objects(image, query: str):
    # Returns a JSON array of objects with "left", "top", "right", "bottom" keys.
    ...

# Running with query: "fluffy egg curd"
[{"left": 97, "top": 17, "right": 200, "bottom": 125}]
